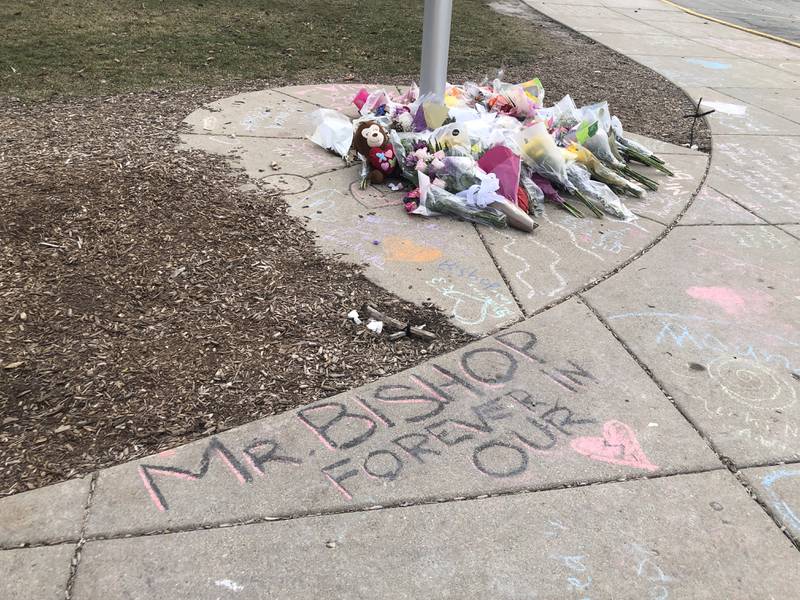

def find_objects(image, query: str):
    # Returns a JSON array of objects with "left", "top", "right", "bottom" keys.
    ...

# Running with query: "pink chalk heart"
[
  {"left": 686, "top": 286, "right": 745, "bottom": 315},
  {"left": 570, "top": 420, "right": 658, "bottom": 472},
  {"left": 686, "top": 286, "right": 772, "bottom": 316}
]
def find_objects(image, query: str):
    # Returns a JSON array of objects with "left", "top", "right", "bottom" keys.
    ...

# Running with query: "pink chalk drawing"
[
  {"left": 322, "top": 471, "right": 353, "bottom": 501},
  {"left": 686, "top": 286, "right": 773, "bottom": 315},
  {"left": 570, "top": 420, "right": 658, "bottom": 472}
]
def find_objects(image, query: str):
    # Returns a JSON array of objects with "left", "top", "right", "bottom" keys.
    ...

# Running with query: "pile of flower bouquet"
[{"left": 309, "top": 76, "right": 674, "bottom": 233}]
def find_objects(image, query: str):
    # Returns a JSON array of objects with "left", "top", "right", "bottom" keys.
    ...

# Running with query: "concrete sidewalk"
[
  {"left": 178, "top": 85, "right": 706, "bottom": 336},
  {"left": 3, "top": 0, "right": 800, "bottom": 597}
]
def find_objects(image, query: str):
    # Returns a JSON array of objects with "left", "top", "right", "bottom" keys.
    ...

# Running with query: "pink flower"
[
  {"left": 433, "top": 150, "right": 445, "bottom": 160},
  {"left": 415, "top": 159, "right": 427, "bottom": 172},
  {"left": 414, "top": 148, "right": 428, "bottom": 160},
  {"left": 430, "top": 158, "right": 445, "bottom": 172},
  {"left": 433, "top": 178, "right": 446, "bottom": 188}
]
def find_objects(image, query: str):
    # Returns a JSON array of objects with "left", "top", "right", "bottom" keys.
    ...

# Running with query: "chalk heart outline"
[{"left": 570, "top": 420, "right": 658, "bottom": 472}]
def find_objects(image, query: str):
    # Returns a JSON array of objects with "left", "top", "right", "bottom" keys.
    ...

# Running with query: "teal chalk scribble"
[
  {"left": 762, "top": 468, "right": 800, "bottom": 533},
  {"left": 685, "top": 58, "right": 732, "bottom": 70}
]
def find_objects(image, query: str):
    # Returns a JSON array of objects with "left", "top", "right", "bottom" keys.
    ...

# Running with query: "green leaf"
[{"left": 576, "top": 120, "right": 599, "bottom": 144}]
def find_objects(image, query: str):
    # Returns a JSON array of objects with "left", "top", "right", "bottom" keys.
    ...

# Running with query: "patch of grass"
[
  {"left": 1, "top": 0, "right": 546, "bottom": 99},
  {"left": 1, "top": 1, "right": 709, "bottom": 155}
]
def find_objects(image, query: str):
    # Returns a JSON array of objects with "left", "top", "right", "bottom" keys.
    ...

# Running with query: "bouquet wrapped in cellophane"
[
  {"left": 307, "top": 72, "right": 676, "bottom": 233},
  {"left": 392, "top": 130, "right": 536, "bottom": 232}
]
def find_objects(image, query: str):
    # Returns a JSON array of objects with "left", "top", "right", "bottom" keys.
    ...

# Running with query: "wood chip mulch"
[{"left": 0, "top": 88, "right": 474, "bottom": 497}]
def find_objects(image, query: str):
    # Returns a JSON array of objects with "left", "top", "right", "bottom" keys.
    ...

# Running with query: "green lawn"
[
  {"left": 2, "top": 1, "right": 706, "bottom": 148},
  {"left": 1, "top": 0, "right": 547, "bottom": 100}
]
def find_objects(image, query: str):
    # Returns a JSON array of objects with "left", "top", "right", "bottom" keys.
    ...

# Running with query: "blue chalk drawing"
[
  {"left": 685, "top": 58, "right": 731, "bottom": 70},
  {"left": 761, "top": 468, "right": 800, "bottom": 534},
  {"left": 607, "top": 312, "right": 800, "bottom": 377}
]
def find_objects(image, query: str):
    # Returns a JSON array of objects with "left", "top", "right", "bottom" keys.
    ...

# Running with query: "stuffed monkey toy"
[{"left": 354, "top": 121, "right": 398, "bottom": 184}]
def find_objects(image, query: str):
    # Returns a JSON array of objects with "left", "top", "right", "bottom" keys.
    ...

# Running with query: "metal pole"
[{"left": 420, "top": 0, "right": 453, "bottom": 102}]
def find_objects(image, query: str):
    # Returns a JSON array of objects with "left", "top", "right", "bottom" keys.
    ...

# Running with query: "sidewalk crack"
[
  {"left": 472, "top": 223, "right": 528, "bottom": 318},
  {"left": 579, "top": 294, "right": 731, "bottom": 465},
  {"left": 65, "top": 472, "right": 98, "bottom": 600},
  {"left": 80, "top": 466, "right": 725, "bottom": 544},
  {"left": 580, "top": 294, "right": 800, "bottom": 552}
]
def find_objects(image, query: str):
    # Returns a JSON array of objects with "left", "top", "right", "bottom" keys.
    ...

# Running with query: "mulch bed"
[
  {"left": 0, "top": 6, "right": 710, "bottom": 497},
  {"left": 0, "top": 89, "right": 475, "bottom": 496}
]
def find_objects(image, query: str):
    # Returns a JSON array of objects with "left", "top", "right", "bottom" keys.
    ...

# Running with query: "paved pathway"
[
  {"left": 666, "top": 0, "right": 800, "bottom": 43},
  {"left": 181, "top": 87, "right": 705, "bottom": 336},
  {"left": 2, "top": 0, "right": 800, "bottom": 597}
]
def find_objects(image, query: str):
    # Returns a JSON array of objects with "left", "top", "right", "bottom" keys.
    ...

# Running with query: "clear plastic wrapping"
[{"left": 567, "top": 164, "right": 635, "bottom": 221}]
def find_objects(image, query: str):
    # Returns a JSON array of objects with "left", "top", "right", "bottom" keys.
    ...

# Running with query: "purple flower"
[{"left": 531, "top": 174, "right": 566, "bottom": 205}]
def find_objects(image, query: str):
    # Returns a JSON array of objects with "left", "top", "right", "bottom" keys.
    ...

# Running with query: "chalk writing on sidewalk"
[
  {"left": 608, "top": 311, "right": 800, "bottom": 455},
  {"left": 761, "top": 468, "right": 800, "bottom": 536},
  {"left": 543, "top": 519, "right": 676, "bottom": 599},
  {"left": 136, "top": 328, "right": 656, "bottom": 512}
]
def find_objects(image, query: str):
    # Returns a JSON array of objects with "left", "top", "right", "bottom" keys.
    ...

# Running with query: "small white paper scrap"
[
  {"left": 366, "top": 319, "right": 384, "bottom": 334},
  {"left": 215, "top": 579, "right": 244, "bottom": 592},
  {"left": 700, "top": 100, "right": 747, "bottom": 116}
]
